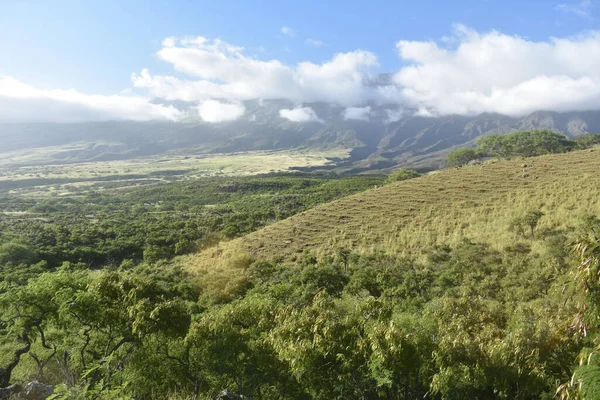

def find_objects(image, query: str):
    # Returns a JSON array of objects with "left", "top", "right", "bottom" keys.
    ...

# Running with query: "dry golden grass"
[{"left": 183, "top": 149, "right": 600, "bottom": 290}]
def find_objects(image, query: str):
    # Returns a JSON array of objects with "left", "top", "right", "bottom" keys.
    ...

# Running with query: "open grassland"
[
  {"left": 0, "top": 148, "right": 349, "bottom": 197},
  {"left": 185, "top": 149, "right": 600, "bottom": 285}
]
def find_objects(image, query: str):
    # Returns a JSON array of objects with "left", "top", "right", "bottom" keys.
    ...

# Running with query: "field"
[
  {"left": 0, "top": 148, "right": 350, "bottom": 197},
  {"left": 186, "top": 148, "right": 600, "bottom": 278}
]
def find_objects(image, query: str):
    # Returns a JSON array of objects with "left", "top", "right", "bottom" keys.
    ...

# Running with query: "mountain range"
[{"left": 2, "top": 100, "right": 600, "bottom": 171}]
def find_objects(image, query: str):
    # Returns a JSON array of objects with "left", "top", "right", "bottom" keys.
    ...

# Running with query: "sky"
[{"left": 1, "top": 0, "right": 600, "bottom": 123}]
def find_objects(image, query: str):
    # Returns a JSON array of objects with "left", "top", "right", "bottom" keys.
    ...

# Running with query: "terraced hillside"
[{"left": 185, "top": 149, "right": 600, "bottom": 283}]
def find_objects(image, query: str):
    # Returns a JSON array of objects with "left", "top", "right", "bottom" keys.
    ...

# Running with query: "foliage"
[
  {"left": 445, "top": 148, "right": 481, "bottom": 167},
  {"left": 509, "top": 210, "right": 545, "bottom": 237},
  {"left": 0, "top": 173, "right": 383, "bottom": 276},
  {"left": 477, "top": 130, "right": 574, "bottom": 158},
  {"left": 1, "top": 155, "right": 600, "bottom": 398},
  {"left": 558, "top": 220, "right": 600, "bottom": 399},
  {"left": 385, "top": 169, "right": 420, "bottom": 183},
  {"left": 573, "top": 133, "right": 600, "bottom": 150}
]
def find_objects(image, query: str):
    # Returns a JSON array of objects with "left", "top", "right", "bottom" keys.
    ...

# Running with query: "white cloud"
[
  {"left": 196, "top": 100, "right": 245, "bottom": 122},
  {"left": 0, "top": 76, "right": 181, "bottom": 123},
  {"left": 343, "top": 106, "right": 372, "bottom": 121},
  {"left": 281, "top": 26, "right": 296, "bottom": 37},
  {"left": 132, "top": 37, "right": 382, "bottom": 108},
  {"left": 393, "top": 25, "right": 600, "bottom": 116},
  {"left": 557, "top": 0, "right": 593, "bottom": 17},
  {"left": 305, "top": 38, "right": 326, "bottom": 47},
  {"left": 11, "top": 26, "right": 600, "bottom": 124},
  {"left": 279, "top": 107, "right": 322, "bottom": 122},
  {"left": 385, "top": 108, "right": 405, "bottom": 123}
]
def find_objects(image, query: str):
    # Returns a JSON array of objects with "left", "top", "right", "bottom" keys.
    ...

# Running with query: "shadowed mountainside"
[{"left": 2, "top": 102, "right": 600, "bottom": 170}]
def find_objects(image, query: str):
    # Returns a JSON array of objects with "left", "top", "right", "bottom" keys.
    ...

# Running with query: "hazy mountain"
[{"left": 2, "top": 100, "right": 600, "bottom": 170}]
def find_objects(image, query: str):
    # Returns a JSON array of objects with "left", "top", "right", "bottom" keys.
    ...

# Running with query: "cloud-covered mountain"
[{"left": 2, "top": 100, "right": 599, "bottom": 171}]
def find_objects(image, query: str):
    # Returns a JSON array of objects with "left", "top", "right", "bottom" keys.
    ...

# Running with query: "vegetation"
[
  {"left": 384, "top": 169, "right": 421, "bottom": 183},
  {"left": 2, "top": 134, "right": 600, "bottom": 398},
  {"left": 0, "top": 148, "right": 351, "bottom": 197},
  {"left": 445, "top": 147, "right": 482, "bottom": 167},
  {"left": 446, "top": 130, "right": 600, "bottom": 165},
  {"left": 0, "top": 174, "right": 384, "bottom": 277}
]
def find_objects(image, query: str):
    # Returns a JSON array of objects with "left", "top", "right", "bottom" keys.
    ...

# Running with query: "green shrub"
[{"left": 385, "top": 169, "right": 421, "bottom": 183}]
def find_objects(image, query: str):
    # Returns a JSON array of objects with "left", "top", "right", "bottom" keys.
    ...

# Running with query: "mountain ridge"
[{"left": 2, "top": 103, "right": 600, "bottom": 170}]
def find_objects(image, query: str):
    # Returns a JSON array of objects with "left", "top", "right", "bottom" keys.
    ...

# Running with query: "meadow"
[{"left": 0, "top": 148, "right": 349, "bottom": 197}]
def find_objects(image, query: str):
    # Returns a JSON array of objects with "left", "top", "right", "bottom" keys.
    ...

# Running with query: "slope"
[{"left": 184, "top": 149, "right": 600, "bottom": 287}]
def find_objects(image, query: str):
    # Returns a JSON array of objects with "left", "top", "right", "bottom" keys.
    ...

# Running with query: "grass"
[
  {"left": 184, "top": 149, "right": 600, "bottom": 290},
  {"left": 0, "top": 148, "right": 350, "bottom": 197}
]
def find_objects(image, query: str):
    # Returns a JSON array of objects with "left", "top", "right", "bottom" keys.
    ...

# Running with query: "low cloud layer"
[
  {"left": 0, "top": 77, "right": 181, "bottom": 123},
  {"left": 343, "top": 106, "right": 372, "bottom": 121},
  {"left": 197, "top": 100, "right": 245, "bottom": 122},
  {"left": 279, "top": 107, "right": 322, "bottom": 122},
  {"left": 5, "top": 26, "right": 600, "bottom": 123}
]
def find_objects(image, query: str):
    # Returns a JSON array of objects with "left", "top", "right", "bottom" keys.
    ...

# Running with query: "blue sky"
[
  {"left": 1, "top": 0, "right": 600, "bottom": 122},
  {"left": 1, "top": 0, "right": 596, "bottom": 94}
]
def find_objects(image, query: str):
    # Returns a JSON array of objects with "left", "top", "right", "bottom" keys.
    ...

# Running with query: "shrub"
[{"left": 385, "top": 169, "right": 420, "bottom": 183}]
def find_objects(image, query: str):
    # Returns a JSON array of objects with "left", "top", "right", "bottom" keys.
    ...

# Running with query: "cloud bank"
[
  {"left": 343, "top": 106, "right": 372, "bottom": 121},
  {"left": 395, "top": 25, "right": 600, "bottom": 117},
  {"left": 132, "top": 37, "right": 382, "bottom": 107},
  {"left": 0, "top": 77, "right": 180, "bottom": 123},
  {"left": 6, "top": 26, "right": 600, "bottom": 123},
  {"left": 197, "top": 100, "right": 245, "bottom": 122},
  {"left": 279, "top": 107, "right": 322, "bottom": 122}
]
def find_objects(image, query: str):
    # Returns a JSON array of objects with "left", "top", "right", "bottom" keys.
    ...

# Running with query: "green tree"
[
  {"left": 478, "top": 130, "right": 573, "bottom": 158},
  {"left": 574, "top": 133, "right": 600, "bottom": 149},
  {"left": 0, "top": 240, "right": 37, "bottom": 266},
  {"left": 445, "top": 148, "right": 481, "bottom": 167},
  {"left": 510, "top": 211, "right": 544, "bottom": 237}
]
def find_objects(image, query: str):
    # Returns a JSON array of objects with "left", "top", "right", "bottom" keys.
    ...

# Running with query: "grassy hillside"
[{"left": 186, "top": 148, "right": 600, "bottom": 280}]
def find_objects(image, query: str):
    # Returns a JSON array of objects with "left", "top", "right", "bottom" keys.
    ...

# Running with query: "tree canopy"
[{"left": 446, "top": 130, "right": 600, "bottom": 166}]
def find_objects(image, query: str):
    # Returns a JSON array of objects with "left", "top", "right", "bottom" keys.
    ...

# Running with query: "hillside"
[
  {"left": 186, "top": 149, "right": 600, "bottom": 280},
  {"left": 3, "top": 106, "right": 600, "bottom": 171},
  {"left": 3, "top": 147, "right": 600, "bottom": 399}
]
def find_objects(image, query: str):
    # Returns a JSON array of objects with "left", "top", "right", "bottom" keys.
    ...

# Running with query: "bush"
[{"left": 385, "top": 169, "right": 420, "bottom": 183}]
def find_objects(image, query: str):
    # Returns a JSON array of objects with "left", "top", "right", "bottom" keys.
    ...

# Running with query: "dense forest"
[{"left": 1, "top": 132, "right": 600, "bottom": 399}]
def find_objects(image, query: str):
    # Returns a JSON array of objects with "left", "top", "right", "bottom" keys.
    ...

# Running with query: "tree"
[
  {"left": 522, "top": 211, "right": 544, "bottom": 237},
  {"left": 336, "top": 247, "right": 351, "bottom": 272},
  {"left": 445, "top": 148, "right": 481, "bottom": 167},
  {"left": 477, "top": 130, "right": 573, "bottom": 158},
  {"left": 574, "top": 133, "right": 600, "bottom": 149},
  {"left": 0, "top": 241, "right": 37, "bottom": 266},
  {"left": 509, "top": 211, "right": 544, "bottom": 237}
]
